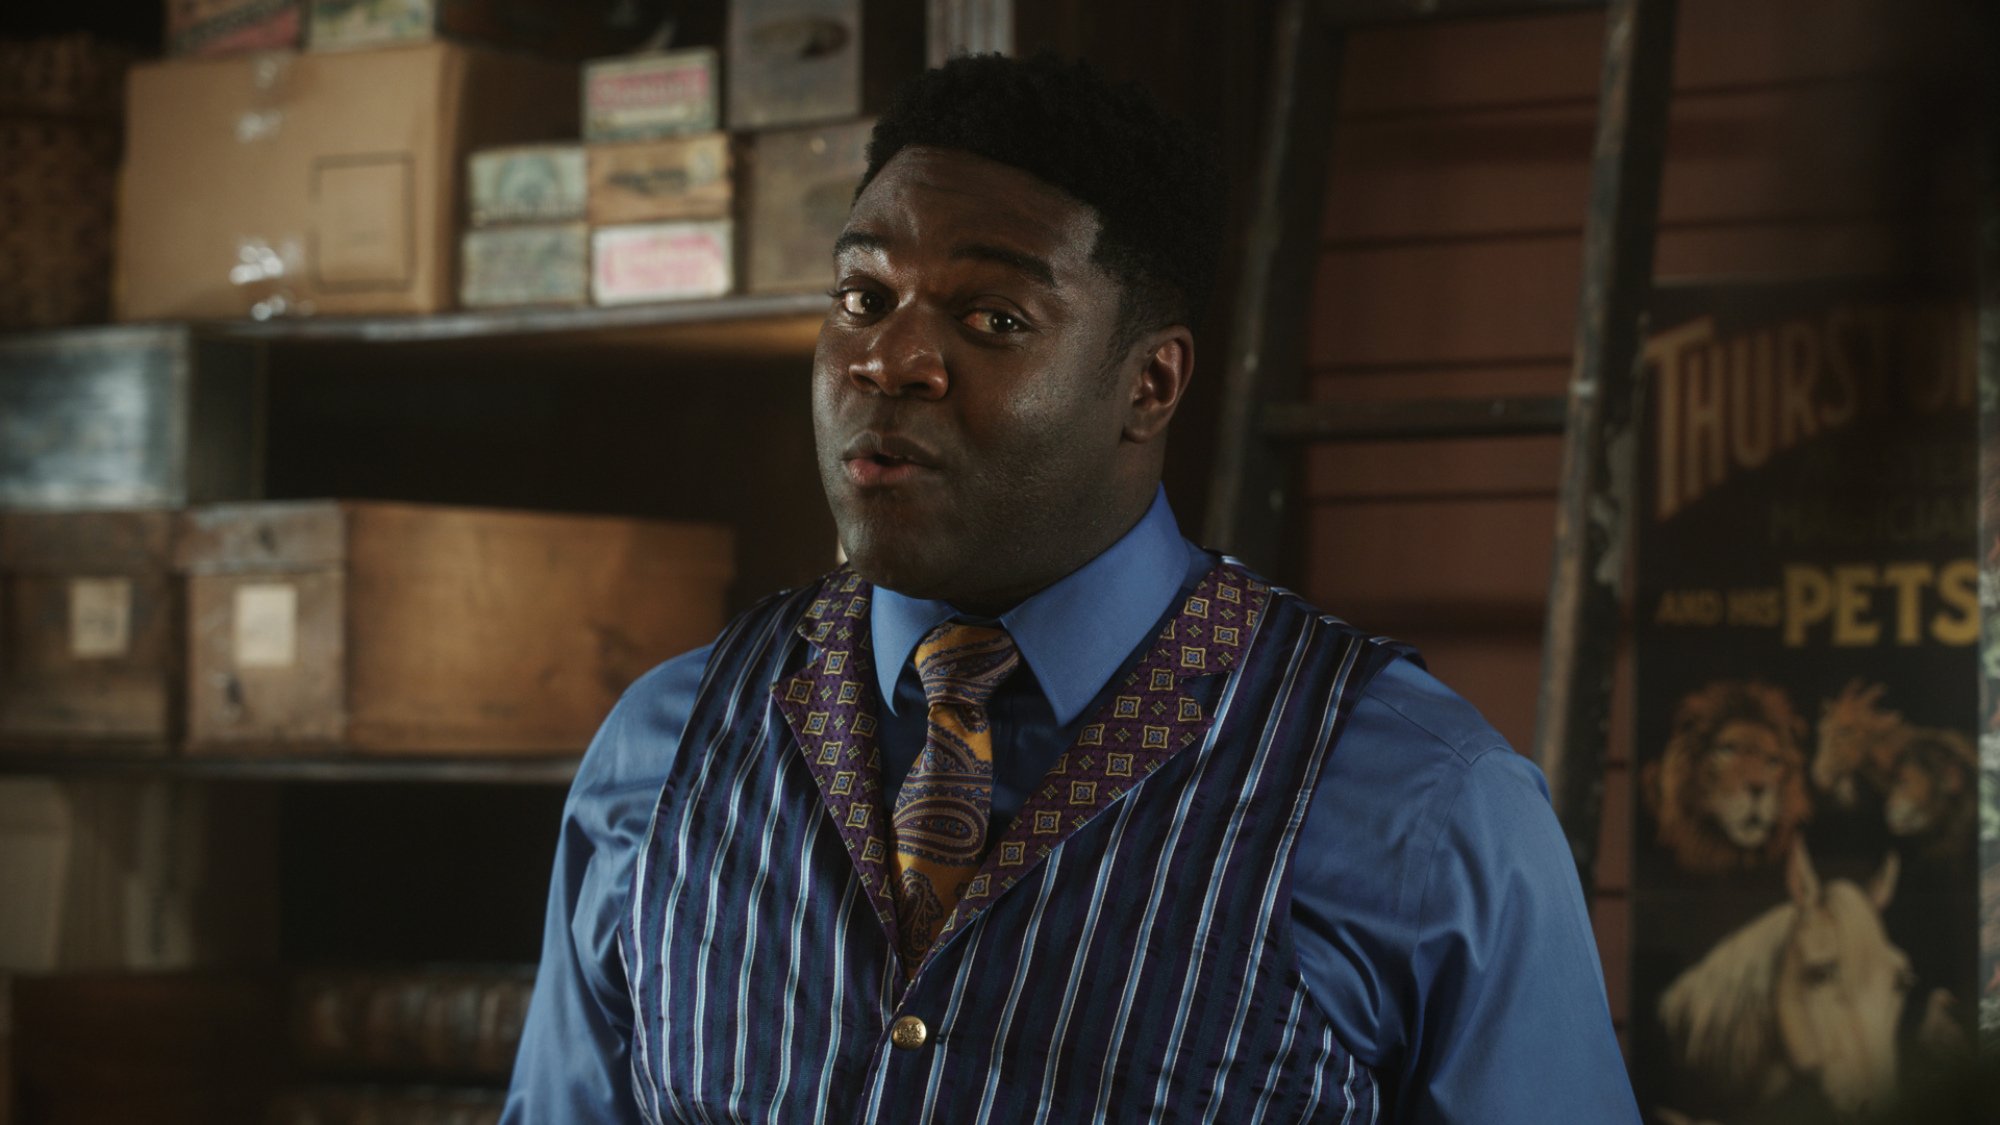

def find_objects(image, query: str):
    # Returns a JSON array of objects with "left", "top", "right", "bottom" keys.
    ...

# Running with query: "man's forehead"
[{"left": 840, "top": 147, "right": 1100, "bottom": 268}]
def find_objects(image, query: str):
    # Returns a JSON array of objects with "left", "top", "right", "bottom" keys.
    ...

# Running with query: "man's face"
[{"left": 812, "top": 146, "right": 1145, "bottom": 612}]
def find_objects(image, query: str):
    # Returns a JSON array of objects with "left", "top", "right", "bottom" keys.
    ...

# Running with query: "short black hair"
[{"left": 860, "top": 52, "right": 1225, "bottom": 353}]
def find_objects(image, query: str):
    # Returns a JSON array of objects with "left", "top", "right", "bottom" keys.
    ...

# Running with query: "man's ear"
[{"left": 1121, "top": 326, "right": 1194, "bottom": 444}]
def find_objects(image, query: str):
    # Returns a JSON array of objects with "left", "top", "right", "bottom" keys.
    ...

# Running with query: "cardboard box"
[
  {"left": 166, "top": 0, "right": 305, "bottom": 56},
  {"left": 591, "top": 221, "right": 733, "bottom": 306},
  {"left": 742, "top": 119, "right": 871, "bottom": 293},
  {"left": 116, "top": 44, "right": 577, "bottom": 320},
  {"left": 0, "top": 510, "right": 182, "bottom": 748},
  {"left": 177, "top": 501, "right": 733, "bottom": 753},
  {"left": 726, "top": 0, "right": 922, "bottom": 131},
  {"left": 0, "top": 325, "right": 264, "bottom": 509},
  {"left": 587, "top": 133, "right": 731, "bottom": 225},
  {"left": 582, "top": 48, "right": 719, "bottom": 142},
  {"left": 0, "top": 779, "right": 278, "bottom": 971},
  {"left": 460, "top": 224, "right": 589, "bottom": 308},
  {"left": 468, "top": 144, "right": 587, "bottom": 226}
]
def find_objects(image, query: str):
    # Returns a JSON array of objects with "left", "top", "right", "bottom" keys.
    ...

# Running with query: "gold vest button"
[{"left": 890, "top": 1014, "right": 929, "bottom": 1050}]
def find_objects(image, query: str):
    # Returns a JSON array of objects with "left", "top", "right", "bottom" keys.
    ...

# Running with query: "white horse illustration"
[{"left": 1658, "top": 839, "right": 1911, "bottom": 1118}]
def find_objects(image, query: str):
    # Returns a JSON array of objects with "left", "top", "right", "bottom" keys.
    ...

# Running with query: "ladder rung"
[
  {"left": 1262, "top": 394, "right": 1570, "bottom": 441},
  {"left": 1322, "top": 0, "right": 1607, "bottom": 28}
]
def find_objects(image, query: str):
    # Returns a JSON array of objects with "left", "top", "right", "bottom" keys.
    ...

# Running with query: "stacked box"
[
  {"left": 587, "top": 133, "right": 731, "bottom": 225},
  {"left": 0, "top": 511, "right": 181, "bottom": 749},
  {"left": 177, "top": 501, "right": 732, "bottom": 754},
  {"left": 460, "top": 145, "right": 589, "bottom": 308},
  {"left": 166, "top": 0, "right": 304, "bottom": 56},
  {"left": 581, "top": 47, "right": 719, "bottom": 142},
  {"left": 591, "top": 221, "right": 733, "bottom": 305},
  {"left": 741, "top": 118, "right": 872, "bottom": 293},
  {"left": 726, "top": 0, "right": 922, "bottom": 131}
]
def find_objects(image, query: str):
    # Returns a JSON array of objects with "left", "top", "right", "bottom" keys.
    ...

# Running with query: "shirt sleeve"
[
  {"left": 1397, "top": 747, "right": 1639, "bottom": 1124},
  {"left": 502, "top": 647, "right": 710, "bottom": 1125},
  {"left": 1288, "top": 656, "right": 1639, "bottom": 1124}
]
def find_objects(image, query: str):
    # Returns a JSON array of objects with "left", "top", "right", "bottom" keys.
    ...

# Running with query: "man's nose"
[{"left": 849, "top": 308, "right": 947, "bottom": 399}]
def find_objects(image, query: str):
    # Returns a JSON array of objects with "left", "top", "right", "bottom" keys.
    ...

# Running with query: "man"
[{"left": 506, "top": 53, "right": 1639, "bottom": 1123}]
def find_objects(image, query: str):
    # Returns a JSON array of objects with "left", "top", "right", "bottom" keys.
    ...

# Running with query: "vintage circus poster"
[{"left": 1631, "top": 282, "right": 1982, "bottom": 1122}]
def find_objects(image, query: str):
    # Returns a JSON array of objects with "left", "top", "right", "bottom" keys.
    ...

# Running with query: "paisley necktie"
[{"left": 891, "top": 621, "right": 1021, "bottom": 971}]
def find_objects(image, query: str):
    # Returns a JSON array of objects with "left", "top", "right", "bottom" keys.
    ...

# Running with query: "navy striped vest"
[{"left": 626, "top": 562, "right": 1403, "bottom": 1123}]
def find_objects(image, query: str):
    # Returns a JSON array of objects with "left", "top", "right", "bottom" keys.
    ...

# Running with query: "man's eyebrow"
[
  {"left": 952, "top": 243, "right": 1057, "bottom": 288},
  {"left": 832, "top": 230, "right": 888, "bottom": 257}
]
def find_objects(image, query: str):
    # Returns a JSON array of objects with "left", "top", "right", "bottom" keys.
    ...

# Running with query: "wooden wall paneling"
[
  {"left": 1305, "top": 496, "right": 1557, "bottom": 621},
  {"left": 1336, "top": 0, "right": 1955, "bottom": 117},
  {"left": 1305, "top": 435, "right": 1564, "bottom": 501},
  {"left": 1325, "top": 81, "right": 1942, "bottom": 246}
]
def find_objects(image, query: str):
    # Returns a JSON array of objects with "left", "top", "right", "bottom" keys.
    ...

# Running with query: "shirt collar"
[{"left": 870, "top": 486, "right": 1187, "bottom": 725}]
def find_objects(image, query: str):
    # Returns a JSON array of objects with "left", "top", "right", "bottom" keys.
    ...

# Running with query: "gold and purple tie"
[{"left": 891, "top": 621, "right": 1021, "bottom": 971}]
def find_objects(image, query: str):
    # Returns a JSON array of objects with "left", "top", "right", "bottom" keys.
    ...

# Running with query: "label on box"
[
  {"left": 461, "top": 224, "right": 590, "bottom": 308},
  {"left": 234, "top": 583, "right": 298, "bottom": 669},
  {"left": 588, "top": 134, "right": 731, "bottom": 225},
  {"left": 591, "top": 221, "right": 732, "bottom": 306},
  {"left": 313, "top": 154, "right": 415, "bottom": 290},
  {"left": 469, "top": 146, "right": 587, "bottom": 227},
  {"left": 68, "top": 578, "right": 134, "bottom": 659},
  {"left": 309, "top": 0, "right": 435, "bottom": 51},
  {"left": 584, "top": 49, "right": 719, "bottom": 142}
]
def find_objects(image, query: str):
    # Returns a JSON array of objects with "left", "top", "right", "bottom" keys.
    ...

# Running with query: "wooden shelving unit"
[{"left": 193, "top": 290, "right": 829, "bottom": 354}]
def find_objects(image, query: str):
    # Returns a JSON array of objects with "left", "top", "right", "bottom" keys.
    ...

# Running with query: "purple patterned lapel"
[
  {"left": 926, "top": 563, "right": 1269, "bottom": 971},
  {"left": 771, "top": 570, "right": 901, "bottom": 951},
  {"left": 770, "top": 562, "right": 1272, "bottom": 979}
]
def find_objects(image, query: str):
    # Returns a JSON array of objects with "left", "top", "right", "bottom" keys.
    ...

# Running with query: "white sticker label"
[
  {"left": 234, "top": 583, "right": 298, "bottom": 669},
  {"left": 69, "top": 577, "right": 133, "bottom": 659}
]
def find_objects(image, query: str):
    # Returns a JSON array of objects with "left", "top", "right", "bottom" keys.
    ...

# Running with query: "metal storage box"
[
  {"left": 0, "top": 325, "right": 263, "bottom": 510},
  {"left": 176, "top": 501, "right": 733, "bottom": 754}
]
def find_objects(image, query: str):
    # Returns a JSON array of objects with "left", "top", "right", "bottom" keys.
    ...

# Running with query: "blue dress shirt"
[{"left": 505, "top": 488, "right": 1641, "bottom": 1124}]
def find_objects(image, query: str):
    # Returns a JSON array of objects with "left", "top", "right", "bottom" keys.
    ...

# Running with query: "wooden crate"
[
  {"left": 0, "top": 509, "right": 181, "bottom": 749},
  {"left": 467, "top": 144, "right": 587, "bottom": 227},
  {"left": 591, "top": 220, "right": 733, "bottom": 305},
  {"left": 460, "top": 223, "right": 590, "bottom": 309},
  {"left": 582, "top": 47, "right": 720, "bottom": 142},
  {"left": 741, "top": 119, "right": 871, "bottom": 293},
  {"left": 587, "top": 133, "right": 731, "bottom": 225},
  {"left": 176, "top": 501, "right": 733, "bottom": 754},
  {"left": 725, "top": 0, "right": 923, "bottom": 131}
]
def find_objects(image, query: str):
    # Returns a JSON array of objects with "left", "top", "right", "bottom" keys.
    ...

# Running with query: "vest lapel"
[
  {"left": 770, "top": 570, "right": 902, "bottom": 955},
  {"left": 920, "top": 563, "right": 1272, "bottom": 974}
]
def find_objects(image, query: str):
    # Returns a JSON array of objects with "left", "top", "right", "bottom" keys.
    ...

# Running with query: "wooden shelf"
[
  {"left": 0, "top": 751, "right": 580, "bottom": 786},
  {"left": 183, "top": 290, "right": 830, "bottom": 357}
]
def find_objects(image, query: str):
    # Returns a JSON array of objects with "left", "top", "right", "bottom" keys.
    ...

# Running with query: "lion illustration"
[
  {"left": 1815, "top": 681, "right": 1976, "bottom": 860},
  {"left": 1643, "top": 680, "right": 1812, "bottom": 874}
]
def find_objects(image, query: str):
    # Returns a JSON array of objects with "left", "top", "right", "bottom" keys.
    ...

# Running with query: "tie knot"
[{"left": 913, "top": 622, "right": 1020, "bottom": 710}]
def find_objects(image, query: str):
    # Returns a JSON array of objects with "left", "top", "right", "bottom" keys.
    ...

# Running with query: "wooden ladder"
[{"left": 1202, "top": 0, "right": 1678, "bottom": 890}]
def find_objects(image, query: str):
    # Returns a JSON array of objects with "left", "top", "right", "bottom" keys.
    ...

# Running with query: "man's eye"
[
  {"left": 968, "top": 310, "right": 1024, "bottom": 334},
  {"left": 833, "top": 289, "right": 883, "bottom": 316}
]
